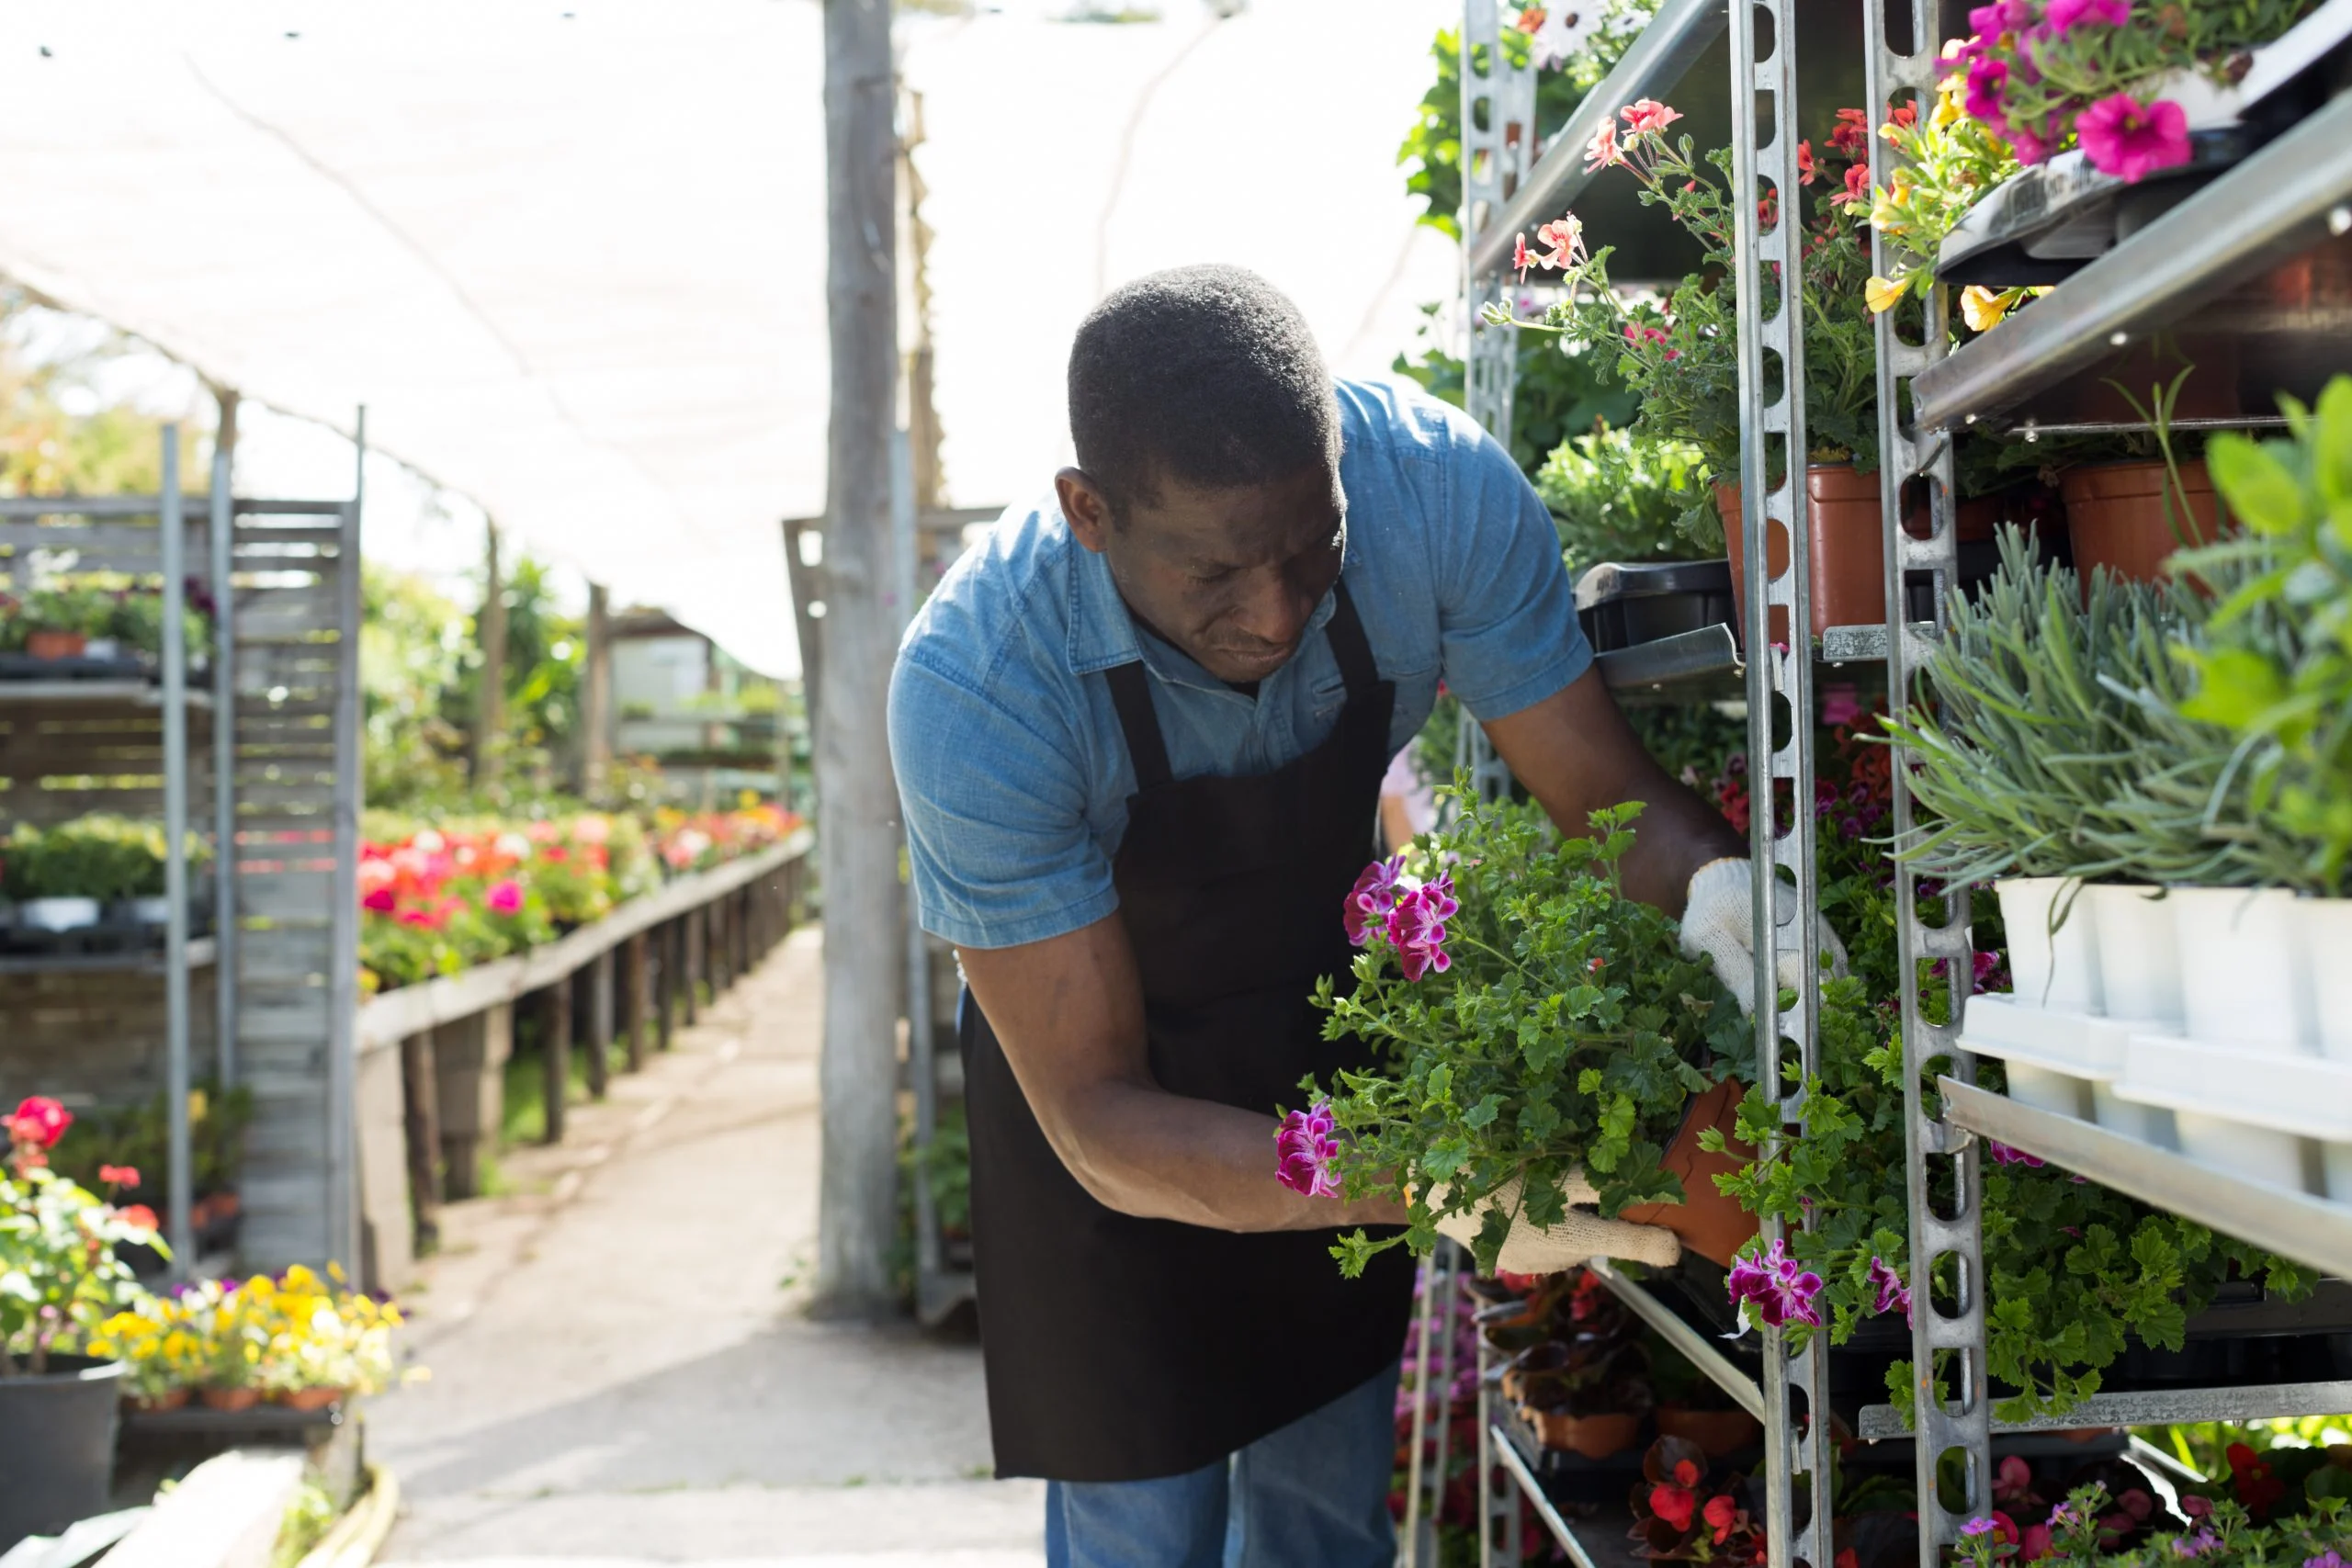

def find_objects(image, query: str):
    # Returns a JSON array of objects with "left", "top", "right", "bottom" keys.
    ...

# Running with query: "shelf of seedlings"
[{"left": 1445, "top": 0, "right": 2352, "bottom": 1555}]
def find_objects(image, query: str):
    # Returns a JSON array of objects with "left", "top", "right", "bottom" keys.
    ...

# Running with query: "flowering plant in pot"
[
  {"left": 1952, "top": 0, "right": 2318, "bottom": 180},
  {"left": 1492, "top": 99, "right": 1893, "bottom": 636},
  {"left": 1627, "top": 1435, "right": 1766, "bottom": 1563},
  {"left": 1285, "top": 795, "right": 1750, "bottom": 1279},
  {"left": 1, "top": 1097, "right": 159, "bottom": 1546},
  {"left": 1539, "top": 427, "right": 1719, "bottom": 574},
  {"left": 1860, "top": 58, "right": 2029, "bottom": 324}
]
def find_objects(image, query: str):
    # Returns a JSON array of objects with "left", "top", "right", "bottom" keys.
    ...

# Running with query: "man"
[{"left": 888, "top": 265, "right": 1826, "bottom": 1567}]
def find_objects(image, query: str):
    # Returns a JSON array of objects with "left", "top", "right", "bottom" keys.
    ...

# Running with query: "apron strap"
[
  {"left": 1103, "top": 661, "right": 1173, "bottom": 791},
  {"left": 1326, "top": 578, "right": 1380, "bottom": 697}
]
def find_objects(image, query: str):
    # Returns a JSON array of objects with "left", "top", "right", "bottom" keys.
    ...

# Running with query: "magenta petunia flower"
[
  {"left": 1987, "top": 1141, "right": 2045, "bottom": 1168},
  {"left": 1274, "top": 1101, "right": 1341, "bottom": 1199},
  {"left": 1727, "top": 1237, "right": 1825, "bottom": 1328},
  {"left": 1343, "top": 855, "right": 1404, "bottom": 945},
  {"left": 2075, "top": 93, "right": 2191, "bottom": 183},
  {"left": 2045, "top": 0, "right": 2129, "bottom": 29},
  {"left": 1962, "top": 55, "right": 2011, "bottom": 126},
  {"left": 1867, "top": 1256, "right": 1914, "bottom": 1325},
  {"left": 485, "top": 878, "right": 525, "bottom": 916}
]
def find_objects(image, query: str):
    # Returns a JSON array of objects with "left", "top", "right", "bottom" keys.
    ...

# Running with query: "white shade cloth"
[{"left": 0, "top": 0, "right": 1454, "bottom": 674}]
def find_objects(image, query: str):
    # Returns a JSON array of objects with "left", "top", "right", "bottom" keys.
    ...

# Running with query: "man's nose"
[{"left": 1228, "top": 568, "right": 1317, "bottom": 649}]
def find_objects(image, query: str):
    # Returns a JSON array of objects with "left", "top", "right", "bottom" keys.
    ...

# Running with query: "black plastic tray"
[
  {"left": 1575, "top": 559, "right": 1735, "bottom": 654},
  {"left": 0, "top": 652, "right": 157, "bottom": 682}
]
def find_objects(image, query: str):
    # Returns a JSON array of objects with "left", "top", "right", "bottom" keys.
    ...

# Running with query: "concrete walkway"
[{"left": 370, "top": 924, "right": 1045, "bottom": 1567}]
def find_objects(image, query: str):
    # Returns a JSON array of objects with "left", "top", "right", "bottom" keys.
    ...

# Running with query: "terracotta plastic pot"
[
  {"left": 198, "top": 1385, "right": 263, "bottom": 1412},
  {"left": 1621, "top": 1077, "right": 1758, "bottom": 1269},
  {"left": 1528, "top": 1407, "right": 1641, "bottom": 1460},
  {"left": 1714, "top": 466, "right": 1886, "bottom": 643},
  {"left": 2058, "top": 459, "right": 2226, "bottom": 589},
  {"left": 25, "top": 629, "right": 87, "bottom": 660},
  {"left": 275, "top": 1385, "right": 347, "bottom": 1412},
  {"left": 129, "top": 1387, "right": 192, "bottom": 1413},
  {"left": 1656, "top": 1404, "right": 1763, "bottom": 1458}
]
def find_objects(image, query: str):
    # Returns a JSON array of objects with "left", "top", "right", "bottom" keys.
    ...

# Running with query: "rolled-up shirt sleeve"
[
  {"left": 1426, "top": 406, "right": 1592, "bottom": 721},
  {"left": 889, "top": 646, "right": 1119, "bottom": 951}
]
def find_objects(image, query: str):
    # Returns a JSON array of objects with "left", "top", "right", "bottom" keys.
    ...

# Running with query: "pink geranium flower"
[
  {"left": 1274, "top": 1101, "right": 1341, "bottom": 1199},
  {"left": 1727, "top": 1237, "right": 1825, "bottom": 1327},
  {"left": 1385, "top": 886, "right": 1453, "bottom": 981},
  {"left": 1584, "top": 120, "right": 1623, "bottom": 171},
  {"left": 1621, "top": 97, "right": 1682, "bottom": 135},
  {"left": 2075, "top": 93, "right": 2189, "bottom": 182},
  {"left": 485, "top": 878, "right": 525, "bottom": 916},
  {"left": 1533, "top": 213, "right": 1585, "bottom": 267},
  {"left": 1867, "top": 1255, "right": 1914, "bottom": 1324}
]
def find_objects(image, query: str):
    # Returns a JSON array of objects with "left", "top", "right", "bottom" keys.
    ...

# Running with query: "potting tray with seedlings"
[{"left": 0, "top": 816, "right": 212, "bottom": 955}]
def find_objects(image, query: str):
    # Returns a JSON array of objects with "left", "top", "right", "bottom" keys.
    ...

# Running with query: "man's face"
[{"left": 1058, "top": 462, "right": 1346, "bottom": 686}]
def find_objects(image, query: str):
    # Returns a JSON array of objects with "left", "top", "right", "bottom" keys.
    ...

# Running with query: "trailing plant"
[
  {"left": 1540, "top": 427, "right": 1716, "bottom": 571},
  {"left": 1954, "top": 0, "right": 2318, "bottom": 177},
  {"left": 2165, "top": 374, "right": 2352, "bottom": 894},
  {"left": 1494, "top": 98, "right": 1883, "bottom": 502},
  {"left": 1861, "top": 68, "right": 2029, "bottom": 322},
  {"left": 1953, "top": 1480, "right": 2351, "bottom": 1565},
  {"left": 1292, "top": 795, "right": 1748, "bottom": 1278}
]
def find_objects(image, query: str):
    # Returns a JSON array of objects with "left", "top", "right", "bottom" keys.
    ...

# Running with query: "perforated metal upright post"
[
  {"left": 1725, "top": 0, "right": 1835, "bottom": 1561},
  {"left": 1864, "top": 10, "right": 1992, "bottom": 1555},
  {"left": 1457, "top": 0, "right": 1536, "bottom": 806}
]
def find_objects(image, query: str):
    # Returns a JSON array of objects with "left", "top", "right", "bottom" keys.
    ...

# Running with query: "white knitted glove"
[
  {"left": 1432, "top": 1173, "right": 1681, "bottom": 1275},
  {"left": 1678, "top": 857, "right": 1849, "bottom": 1013}
]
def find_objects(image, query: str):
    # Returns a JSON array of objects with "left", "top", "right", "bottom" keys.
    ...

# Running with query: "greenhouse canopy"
[{"left": 0, "top": 0, "right": 1454, "bottom": 674}]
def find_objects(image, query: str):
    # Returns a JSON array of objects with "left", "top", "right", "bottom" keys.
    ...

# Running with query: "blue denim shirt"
[{"left": 888, "top": 378, "right": 1590, "bottom": 951}]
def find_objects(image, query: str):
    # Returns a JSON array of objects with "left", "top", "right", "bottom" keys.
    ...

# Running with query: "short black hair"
[{"left": 1068, "top": 265, "right": 1339, "bottom": 520}]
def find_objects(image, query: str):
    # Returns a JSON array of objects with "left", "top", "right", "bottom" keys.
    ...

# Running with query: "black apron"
[{"left": 960, "top": 578, "right": 1419, "bottom": 1483}]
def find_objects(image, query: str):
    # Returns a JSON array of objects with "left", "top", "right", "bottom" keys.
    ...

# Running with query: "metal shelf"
[
  {"left": 1595, "top": 624, "right": 1741, "bottom": 697},
  {"left": 1489, "top": 1425, "right": 1640, "bottom": 1568},
  {"left": 1909, "top": 88, "right": 2352, "bottom": 431},
  {"left": 1940, "top": 1077, "right": 2352, "bottom": 1281},
  {"left": 0, "top": 678, "right": 212, "bottom": 709},
  {"left": 1857, "top": 1379, "right": 2352, "bottom": 1440},
  {"left": 1466, "top": 0, "right": 1727, "bottom": 280},
  {"left": 1586, "top": 1260, "right": 1767, "bottom": 1422},
  {"left": 0, "top": 936, "right": 217, "bottom": 976}
]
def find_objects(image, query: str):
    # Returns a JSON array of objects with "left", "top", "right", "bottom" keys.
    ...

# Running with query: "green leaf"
[{"left": 2206, "top": 432, "right": 2307, "bottom": 537}]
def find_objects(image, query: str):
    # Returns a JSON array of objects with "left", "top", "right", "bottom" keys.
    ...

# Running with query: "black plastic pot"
[
  {"left": 1574, "top": 559, "right": 1735, "bottom": 652},
  {"left": 0, "top": 1355, "right": 124, "bottom": 1549}
]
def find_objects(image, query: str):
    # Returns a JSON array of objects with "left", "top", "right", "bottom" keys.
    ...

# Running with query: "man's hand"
[
  {"left": 957, "top": 915, "right": 1409, "bottom": 1234},
  {"left": 1677, "top": 856, "right": 1849, "bottom": 1012},
  {"left": 1430, "top": 1173, "right": 1680, "bottom": 1274}
]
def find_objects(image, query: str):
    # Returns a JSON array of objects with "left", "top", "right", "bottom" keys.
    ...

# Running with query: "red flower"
[
  {"left": 1649, "top": 1483, "right": 1697, "bottom": 1532},
  {"left": 1796, "top": 139, "right": 1817, "bottom": 184},
  {"left": 1707, "top": 1495, "right": 1744, "bottom": 1544},
  {"left": 8, "top": 1096, "right": 72, "bottom": 1149},
  {"left": 100, "top": 1164, "right": 141, "bottom": 1189},
  {"left": 1889, "top": 103, "right": 1918, "bottom": 130},
  {"left": 542, "top": 845, "right": 571, "bottom": 863},
  {"left": 2227, "top": 1442, "right": 2288, "bottom": 1518},
  {"left": 118, "top": 1204, "right": 159, "bottom": 1233},
  {"left": 1831, "top": 107, "right": 1871, "bottom": 152},
  {"left": 1514, "top": 5, "right": 1547, "bottom": 29},
  {"left": 1621, "top": 98, "right": 1684, "bottom": 135},
  {"left": 1833, "top": 163, "right": 1872, "bottom": 209},
  {"left": 1673, "top": 1459, "right": 1702, "bottom": 1488}
]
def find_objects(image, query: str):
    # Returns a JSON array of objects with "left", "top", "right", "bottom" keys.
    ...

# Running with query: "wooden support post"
[
  {"left": 657, "top": 919, "right": 678, "bottom": 1049},
  {"left": 684, "top": 910, "right": 702, "bottom": 1024},
  {"left": 399, "top": 1030, "right": 443, "bottom": 1251},
  {"left": 709, "top": 899, "right": 730, "bottom": 995},
  {"left": 583, "top": 582, "right": 613, "bottom": 800},
  {"left": 476, "top": 525, "right": 507, "bottom": 784},
  {"left": 586, "top": 954, "right": 613, "bottom": 1097},
  {"left": 543, "top": 981, "right": 571, "bottom": 1145},
  {"left": 626, "top": 931, "right": 650, "bottom": 1071}
]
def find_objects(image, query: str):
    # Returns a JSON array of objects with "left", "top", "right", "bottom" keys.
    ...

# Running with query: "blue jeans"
[{"left": 1044, "top": 1359, "right": 1400, "bottom": 1568}]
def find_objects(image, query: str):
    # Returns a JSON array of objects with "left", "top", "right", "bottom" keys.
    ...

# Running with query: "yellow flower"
[
  {"left": 1866, "top": 275, "right": 1909, "bottom": 314},
  {"left": 1962, "top": 285, "right": 2014, "bottom": 332}
]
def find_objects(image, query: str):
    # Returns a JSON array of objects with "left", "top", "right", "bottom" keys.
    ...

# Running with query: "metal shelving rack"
[
  {"left": 1451, "top": 0, "right": 2352, "bottom": 1555},
  {"left": 1863, "top": 0, "right": 2352, "bottom": 1557}
]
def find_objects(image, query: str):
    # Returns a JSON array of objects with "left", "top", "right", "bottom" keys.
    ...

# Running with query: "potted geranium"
[
  {"left": 1492, "top": 99, "right": 1888, "bottom": 638},
  {"left": 1276, "top": 795, "right": 1756, "bottom": 1279},
  {"left": 0, "top": 1097, "right": 159, "bottom": 1548}
]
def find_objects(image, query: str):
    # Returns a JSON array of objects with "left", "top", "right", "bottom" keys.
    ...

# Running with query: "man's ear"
[{"left": 1057, "top": 468, "right": 1114, "bottom": 555}]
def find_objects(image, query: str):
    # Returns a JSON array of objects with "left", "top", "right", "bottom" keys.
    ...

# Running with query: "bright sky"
[{"left": 0, "top": 0, "right": 1457, "bottom": 666}]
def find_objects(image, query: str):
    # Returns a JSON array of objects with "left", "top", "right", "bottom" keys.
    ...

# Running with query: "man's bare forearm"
[{"left": 1057, "top": 1077, "right": 1406, "bottom": 1233}]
